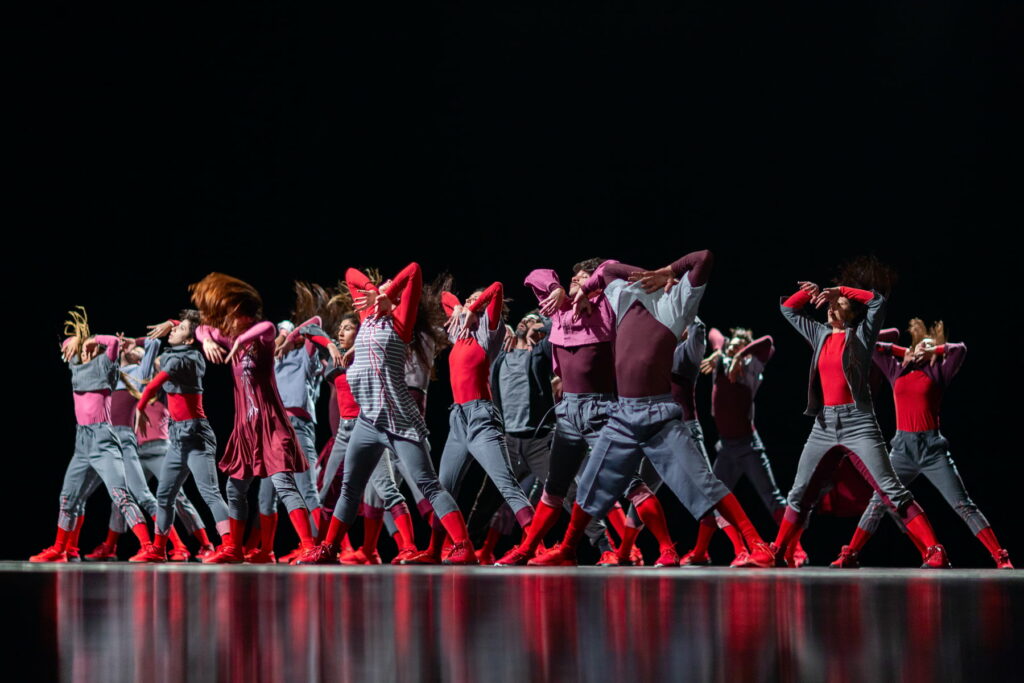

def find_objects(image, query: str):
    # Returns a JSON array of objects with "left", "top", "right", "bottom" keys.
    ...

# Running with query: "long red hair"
[{"left": 189, "top": 273, "right": 263, "bottom": 337}]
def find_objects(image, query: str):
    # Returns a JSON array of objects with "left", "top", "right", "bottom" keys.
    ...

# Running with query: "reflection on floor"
[{"left": 6, "top": 563, "right": 1022, "bottom": 683}]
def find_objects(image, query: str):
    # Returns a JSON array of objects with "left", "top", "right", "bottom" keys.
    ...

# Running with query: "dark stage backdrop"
[{"left": 10, "top": 1, "right": 1020, "bottom": 564}]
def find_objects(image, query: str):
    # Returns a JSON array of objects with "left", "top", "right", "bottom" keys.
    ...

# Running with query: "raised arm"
[
  {"left": 668, "top": 249, "right": 714, "bottom": 287},
  {"left": 92, "top": 334, "right": 122, "bottom": 362},
  {"left": 708, "top": 327, "right": 727, "bottom": 351},
  {"left": 683, "top": 318, "right": 707, "bottom": 366},
  {"left": 287, "top": 316, "right": 331, "bottom": 354},
  {"left": 195, "top": 324, "right": 231, "bottom": 348},
  {"left": 736, "top": 335, "right": 775, "bottom": 363},
  {"left": 872, "top": 343, "right": 904, "bottom": 385},
  {"left": 467, "top": 281, "right": 503, "bottom": 330},
  {"left": 780, "top": 285, "right": 825, "bottom": 344},
  {"left": 383, "top": 262, "right": 422, "bottom": 343},
  {"left": 345, "top": 268, "right": 380, "bottom": 323},
  {"left": 582, "top": 260, "right": 638, "bottom": 292},
  {"left": 233, "top": 321, "right": 276, "bottom": 348},
  {"left": 935, "top": 342, "right": 967, "bottom": 384},
  {"left": 840, "top": 286, "right": 886, "bottom": 345},
  {"left": 441, "top": 291, "right": 462, "bottom": 318},
  {"left": 137, "top": 371, "right": 171, "bottom": 409},
  {"left": 139, "top": 338, "right": 162, "bottom": 378}
]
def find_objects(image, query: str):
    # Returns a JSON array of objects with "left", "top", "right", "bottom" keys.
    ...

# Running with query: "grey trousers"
[
  {"left": 227, "top": 472, "right": 306, "bottom": 521},
  {"left": 58, "top": 423, "right": 146, "bottom": 532},
  {"left": 468, "top": 433, "right": 553, "bottom": 538},
  {"left": 712, "top": 431, "right": 787, "bottom": 514},
  {"left": 319, "top": 419, "right": 408, "bottom": 514},
  {"left": 438, "top": 400, "right": 533, "bottom": 523},
  {"left": 787, "top": 404, "right": 915, "bottom": 524},
  {"left": 112, "top": 426, "right": 159, "bottom": 517},
  {"left": 133, "top": 439, "right": 204, "bottom": 535},
  {"left": 363, "top": 452, "right": 408, "bottom": 511},
  {"left": 545, "top": 393, "right": 615, "bottom": 498},
  {"left": 856, "top": 429, "right": 989, "bottom": 535},
  {"left": 154, "top": 419, "right": 231, "bottom": 535},
  {"left": 333, "top": 417, "right": 459, "bottom": 526},
  {"left": 576, "top": 395, "right": 730, "bottom": 521},
  {"left": 258, "top": 416, "right": 321, "bottom": 515},
  {"left": 626, "top": 419, "right": 711, "bottom": 526}
]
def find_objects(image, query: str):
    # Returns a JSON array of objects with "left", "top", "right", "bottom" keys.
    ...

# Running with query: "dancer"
[
  {"left": 771, "top": 259, "right": 950, "bottom": 569},
  {"left": 31, "top": 308, "right": 152, "bottom": 562},
  {"left": 128, "top": 311, "right": 233, "bottom": 562},
  {"left": 831, "top": 320, "right": 1012, "bottom": 569},
  {"left": 298, "top": 263, "right": 475, "bottom": 564},
  {"left": 528, "top": 250, "right": 777, "bottom": 568},
  {"left": 185, "top": 273, "right": 318, "bottom": 564}
]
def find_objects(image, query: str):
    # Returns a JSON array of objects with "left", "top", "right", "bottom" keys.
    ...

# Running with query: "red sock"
[
  {"left": 616, "top": 526, "right": 640, "bottom": 561},
  {"left": 481, "top": 526, "right": 501, "bottom": 555},
  {"left": 311, "top": 507, "right": 323, "bottom": 534},
  {"left": 976, "top": 527, "right": 1003, "bottom": 557},
  {"left": 54, "top": 527, "right": 70, "bottom": 551},
  {"left": 774, "top": 516, "right": 801, "bottom": 555},
  {"left": 393, "top": 511, "right": 416, "bottom": 551},
  {"left": 785, "top": 528, "right": 805, "bottom": 562},
  {"left": 848, "top": 526, "right": 873, "bottom": 553},
  {"left": 228, "top": 518, "right": 246, "bottom": 548},
  {"left": 361, "top": 516, "right": 384, "bottom": 553},
  {"left": 153, "top": 533, "right": 169, "bottom": 551},
  {"left": 341, "top": 533, "right": 354, "bottom": 553},
  {"left": 69, "top": 516, "right": 84, "bottom": 551},
  {"left": 105, "top": 528, "right": 121, "bottom": 547},
  {"left": 131, "top": 523, "right": 151, "bottom": 545},
  {"left": 714, "top": 493, "right": 762, "bottom": 548},
  {"left": 438, "top": 510, "right": 471, "bottom": 545},
  {"left": 521, "top": 500, "right": 562, "bottom": 553},
  {"left": 721, "top": 523, "right": 746, "bottom": 555},
  {"left": 167, "top": 526, "right": 186, "bottom": 549},
  {"left": 259, "top": 513, "right": 278, "bottom": 554},
  {"left": 563, "top": 504, "right": 593, "bottom": 551},
  {"left": 605, "top": 504, "right": 628, "bottom": 542},
  {"left": 426, "top": 524, "right": 445, "bottom": 556},
  {"left": 904, "top": 512, "right": 938, "bottom": 556},
  {"left": 288, "top": 509, "right": 315, "bottom": 549},
  {"left": 692, "top": 516, "right": 718, "bottom": 555},
  {"left": 194, "top": 528, "right": 211, "bottom": 547},
  {"left": 323, "top": 516, "right": 350, "bottom": 550},
  {"left": 635, "top": 496, "right": 674, "bottom": 552}
]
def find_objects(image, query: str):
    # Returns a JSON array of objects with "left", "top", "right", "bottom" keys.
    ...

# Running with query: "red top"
[
  {"left": 888, "top": 344, "right": 945, "bottom": 431},
  {"left": 344, "top": 263, "right": 421, "bottom": 343},
  {"left": 447, "top": 282, "right": 503, "bottom": 404},
  {"left": 818, "top": 333, "right": 854, "bottom": 406},
  {"left": 332, "top": 372, "right": 360, "bottom": 420},
  {"left": 137, "top": 370, "right": 206, "bottom": 420}
]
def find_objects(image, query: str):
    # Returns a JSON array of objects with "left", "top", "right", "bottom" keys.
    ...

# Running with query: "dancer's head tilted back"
[{"left": 188, "top": 273, "right": 263, "bottom": 337}]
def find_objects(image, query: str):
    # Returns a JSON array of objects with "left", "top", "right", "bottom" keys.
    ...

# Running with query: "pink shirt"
[
  {"left": 67, "top": 334, "right": 120, "bottom": 426},
  {"left": 137, "top": 399, "right": 170, "bottom": 443},
  {"left": 524, "top": 269, "right": 616, "bottom": 349}
]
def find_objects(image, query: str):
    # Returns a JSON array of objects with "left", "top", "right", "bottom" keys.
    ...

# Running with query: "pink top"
[
  {"left": 67, "top": 334, "right": 120, "bottom": 425},
  {"left": 137, "top": 399, "right": 170, "bottom": 443},
  {"left": 523, "top": 269, "right": 615, "bottom": 348}
]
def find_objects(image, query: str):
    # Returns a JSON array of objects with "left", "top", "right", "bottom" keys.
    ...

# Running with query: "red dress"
[{"left": 197, "top": 321, "right": 308, "bottom": 479}]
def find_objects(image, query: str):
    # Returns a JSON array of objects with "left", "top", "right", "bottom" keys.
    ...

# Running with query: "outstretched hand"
[
  {"left": 570, "top": 289, "right": 592, "bottom": 321},
  {"left": 327, "top": 342, "right": 344, "bottom": 367},
  {"left": 628, "top": 266, "right": 678, "bottom": 294},
  {"left": 340, "top": 347, "right": 356, "bottom": 368},
  {"left": 147, "top": 320, "right": 174, "bottom": 339},
  {"left": 812, "top": 287, "right": 842, "bottom": 309},
  {"left": 354, "top": 288, "right": 379, "bottom": 313},
  {"left": 727, "top": 356, "right": 745, "bottom": 382},
  {"left": 202, "top": 338, "right": 226, "bottom": 364},
  {"left": 700, "top": 351, "right": 721, "bottom": 375},
  {"left": 275, "top": 333, "right": 297, "bottom": 360},
  {"left": 539, "top": 287, "right": 566, "bottom": 317},
  {"left": 224, "top": 339, "right": 243, "bottom": 364}
]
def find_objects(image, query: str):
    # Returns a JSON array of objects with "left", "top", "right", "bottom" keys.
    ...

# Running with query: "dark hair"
[
  {"left": 832, "top": 255, "right": 897, "bottom": 321},
  {"left": 337, "top": 312, "right": 360, "bottom": 332},
  {"left": 412, "top": 273, "right": 453, "bottom": 379},
  {"left": 176, "top": 309, "right": 201, "bottom": 341},
  {"left": 572, "top": 257, "right": 605, "bottom": 275}
]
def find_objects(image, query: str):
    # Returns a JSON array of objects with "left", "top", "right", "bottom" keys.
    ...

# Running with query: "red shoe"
[
  {"left": 29, "top": 545, "right": 68, "bottom": 563},
  {"left": 246, "top": 549, "right": 277, "bottom": 564},
  {"left": 66, "top": 548, "right": 81, "bottom": 563},
  {"left": 994, "top": 549, "right": 1014, "bottom": 570},
  {"left": 829, "top": 545, "right": 860, "bottom": 569},
  {"left": 168, "top": 546, "right": 192, "bottom": 562},
  {"left": 596, "top": 550, "right": 630, "bottom": 567},
  {"left": 399, "top": 549, "right": 443, "bottom": 565},
  {"left": 789, "top": 545, "right": 809, "bottom": 568},
  {"left": 130, "top": 544, "right": 168, "bottom": 563},
  {"left": 391, "top": 548, "right": 421, "bottom": 565},
  {"left": 527, "top": 543, "right": 577, "bottom": 567},
  {"left": 443, "top": 541, "right": 479, "bottom": 565},
  {"left": 630, "top": 546, "right": 644, "bottom": 567},
  {"left": 730, "top": 542, "right": 777, "bottom": 568},
  {"left": 679, "top": 550, "right": 712, "bottom": 567},
  {"left": 84, "top": 541, "right": 118, "bottom": 562},
  {"left": 495, "top": 545, "right": 533, "bottom": 566},
  {"left": 475, "top": 547, "right": 496, "bottom": 566},
  {"left": 365, "top": 550, "right": 383, "bottom": 565},
  {"left": 201, "top": 544, "right": 244, "bottom": 564},
  {"left": 921, "top": 545, "right": 951, "bottom": 569},
  {"left": 339, "top": 548, "right": 371, "bottom": 565},
  {"left": 294, "top": 543, "right": 340, "bottom": 565},
  {"left": 654, "top": 547, "right": 680, "bottom": 567},
  {"left": 196, "top": 544, "right": 216, "bottom": 562},
  {"left": 278, "top": 546, "right": 302, "bottom": 564}
]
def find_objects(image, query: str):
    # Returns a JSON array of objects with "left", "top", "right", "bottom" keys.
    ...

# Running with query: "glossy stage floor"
[{"left": 5, "top": 563, "right": 1021, "bottom": 683}]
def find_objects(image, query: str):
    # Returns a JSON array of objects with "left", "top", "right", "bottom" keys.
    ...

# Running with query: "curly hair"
[
  {"left": 908, "top": 318, "right": 947, "bottom": 348},
  {"left": 831, "top": 255, "right": 897, "bottom": 322},
  {"left": 572, "top": 257, "right": 605, "bottom": 275},
  {"left": 188, "top": 273, "right": 263, "bottom": 337}
]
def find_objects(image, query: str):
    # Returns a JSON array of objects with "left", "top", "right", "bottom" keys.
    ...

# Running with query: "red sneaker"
[
  {"left": 391, "top": 547, "right": 421, "bottom": 565},
  {"left": 475, "top": 547, "right": 496, "bottom": 566},
  {"left": 829, "top": 545, "right": 860, "bottom": 569},
  {"left": 596, "top": 550, "right": 630, "bottom": 567},
  {"left": 679, "top": 550, "right": 712, "bottom": 567},
  {"left": 29, "top": 545, "right": 68, "bottom": 563},
  {"left": 921, "top": 545, "right": 952, "bottom": 569},
  {"left": 168, "top": 546, "right": 192, "bottom": 563},
  {"left": 84, "top": 541, "right": 118, "bottom": 562},
  {"left": 339, "top": 548, "right": 371, "bottom": 565},
  {"left": 730, "top": 542, "right": 777, "bottom": 568},
  {"left": 789, "top": 545, "right": 810, "bottom": 568},
  {"left": 443, "top": 541, "right": 479, "bottom": 565},
  {"left": 278, "top": 546, "right": 302, "bottom": 564},
  {"left": 201, "top": 544, "right": 244, "bottom": 564},
  {"left": 495, "top": 545, "right": 533, "bottom": 566},
  {"left": 994, "top": 549, "right": 1014, "bottom": 570},
  {"left": 130, "top": 544, "right": 168, "bottom": 563},
  {"left": 295, "top": 543, "right": 340, "bottom": 565},
  {"left": 246, "top": 549, "right": 277, "bottom": 564},
  {"left": 196, "top": 544, "right": 217, "bottom": 562},
  {"left": 66, "top": 547, "right": 81, "bottom": 562},
  {"left": 399, "top": 549, "right": 443, "bottom": 565},
  {"left": 527, "top": 543, "right": 577, "bottom": 567},
  {"left": 630, "top": 546, "right": 644, "bottom": 567},
  {"left": 654, "top": 547, "right": 680, "bottom": 567}
]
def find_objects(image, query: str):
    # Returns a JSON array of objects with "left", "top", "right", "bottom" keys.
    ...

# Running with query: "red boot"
[
  {"left": 527, "top": 543, "right": 577, "bottom": 567},
  {"left": 829, "top": 545, "right": 860, "bottom": 569},
  {"left": 921, "top": 545, "right": 951, "bottom": 569},
  {"left": 994, "top": 549, "right": 1014, "bottom": 569}
]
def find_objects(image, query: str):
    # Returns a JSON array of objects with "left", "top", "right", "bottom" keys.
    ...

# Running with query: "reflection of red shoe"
[
  {"left": 829, "top": 545, "right": 860, "bottom": 569},
  {"left": 399, "top": 549, "right": 443, "bottom": 565},
  {"left": 994, "top": 549, "right": 1014, "bottom": 570},
  {"left": 84, "top": 541, "right": 118, "bottom": 562},
  {"left": 495, "top": 545, "right": 532, "bottom": 566},
  {"left": 29, "top": 546, "right": 68, "bottom": 563},
  {"left": 130, "top": 544, "right": 168, "bottom": 563},
  {"left": 201, "top": 544, "right": 244, "bottom": 564},
  {"left": 278, "top": 546, "right": 302, "bottom": 564},
  {"left": 596, "top": 550, "right": 629, "bottom": 567},
  {"left": 443, "top": 541, "right": 479, "bottom": 565},
  {"left": 921, "top": 545, "right": 951, "bottom": 569},
  {"left": 295, "top": 543, "right": 340, "bottom": 565},
  {"left": 391, "top": 548, "right": 421, "bottom": 565},
  {"left": 527, "top": 543, "right": 577, "bottom": 567},
  {"left": 246, "top": 549, "right": 277, "bottom": 564},
  {"left": 679, "top": 549, "right": 712, "bottom": 567},
  {"left": 168, "top": 546, "right": 191, "bottom": 562},
  {"left": 196, "top": 544, "right": 216, "bottom": 562},
  {"left": 654, "top": 547, "right": 680, "bottom": 567}
]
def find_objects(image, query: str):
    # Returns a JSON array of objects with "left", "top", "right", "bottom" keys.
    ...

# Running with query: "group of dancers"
[{"left": 32, "top": 250, "right": 1013, "bottom": 569}]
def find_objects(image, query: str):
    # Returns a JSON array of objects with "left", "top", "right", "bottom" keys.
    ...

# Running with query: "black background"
[{"left": 10, "top": 1, "right": 1021, "bottom": 565}]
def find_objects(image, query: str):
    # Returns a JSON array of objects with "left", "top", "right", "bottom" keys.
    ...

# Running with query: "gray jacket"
[{"left": 779, "top": 290, "right": 886, "bottom": 416}]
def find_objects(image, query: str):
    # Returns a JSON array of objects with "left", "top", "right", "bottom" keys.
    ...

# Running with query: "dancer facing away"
[
  {"left": 299, "top": 262, "right": 475, "bottom": 564},
  {"left": 529, "top": 250, "right": 778, "bottom": 568},
  {"left": 772, "top": 259, "right": 950, "bottom": 568},
  {"left": 831, "top": 320, "right": 1012, "bottom": 569},
  {"left": 31, "top": 308, "right": 152, "bottom": 562},
  {"left": 129, "top": 311, "right": 234, "bottom": 562},
  {"left": 187, "top": 273, "right": 319, "bottom": 564}
]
